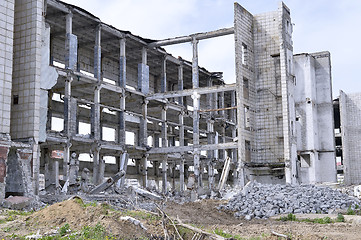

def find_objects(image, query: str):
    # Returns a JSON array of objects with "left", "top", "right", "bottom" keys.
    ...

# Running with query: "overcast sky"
[{"left": 61, "top": 0, "right": 361, "bottom": 98}]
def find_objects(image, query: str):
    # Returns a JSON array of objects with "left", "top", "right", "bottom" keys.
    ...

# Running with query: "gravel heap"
[{"left": 218, "top": 182, "right": 361, "bottom": 220}]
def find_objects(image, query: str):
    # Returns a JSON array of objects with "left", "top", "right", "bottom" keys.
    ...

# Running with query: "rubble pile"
[{"left": 218, "top": 182, "right": 361, "bottom": 220}]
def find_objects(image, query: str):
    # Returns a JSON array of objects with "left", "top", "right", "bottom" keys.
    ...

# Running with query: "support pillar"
[
  {"left": 191, "top": 39, "right": 201, "bottom": 188},
  {"left": 64, "top": 76, "right": 73, "bottom": 136},
  {"left": 139, "top": 99, "right": 148, "bottom": 147},
  {"left": 161, "top": 104, "right": 168, "bottom": 193},
  {"left": 138, "top": 47, "right": 149, "bottom": 94},
  {"left": 161, "top": 57, "right": 167, "bottom": 93},
  {"left": 162, "top": 157, "right": 167, "bottom": 193},
  {"left": 141, "top": 154, "right": 148, "bottom": 188},
  {"left": 118, "top": 38, "right": 126, "bottom": 146},
  {"left": 92, "top": 148, "right": 100, "bottom": 185},
  {"left": 178, "top": 63, "right": 184, "bottom": 105},
  {"left": 65, "top": 13, "right": 77, "bottom": 70},
  {"left": 63, "top": 144, "right": 71, "bottom": 181},
  {"left": 179, "top": 157, "right": 185, "bottom": 193}
]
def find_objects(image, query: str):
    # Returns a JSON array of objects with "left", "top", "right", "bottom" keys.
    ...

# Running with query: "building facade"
[{"left": 0, "top": 0, "right": 337, "bottom": 199}]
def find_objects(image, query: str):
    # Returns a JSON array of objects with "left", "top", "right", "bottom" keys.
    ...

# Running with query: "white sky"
[{"left": 61, "top": 0, "right": 361, "bottom": 98}]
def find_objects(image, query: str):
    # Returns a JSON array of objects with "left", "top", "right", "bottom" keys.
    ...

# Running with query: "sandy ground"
[{"left": 164, "top": 199, "right": 361, "bottom": 240}]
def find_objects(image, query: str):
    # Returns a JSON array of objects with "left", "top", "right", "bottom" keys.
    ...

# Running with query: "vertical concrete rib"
[
  {"left": 191, "top": 39, "right": 201, "bottom": 187},
  {"left": 161, "top": 105, "right": 168, "bottom": 192},
  {"left": 161, "top": 57, "right": 167, "bottom": 93},
  {"left": 178, "top": 63, "right": 184, "bottom": 105},
  {"left": 92, "top": 25, "right": 102, "bottom": 185},
  {"left": 118, "top": 38, "right": 126, "bottom": 146}
]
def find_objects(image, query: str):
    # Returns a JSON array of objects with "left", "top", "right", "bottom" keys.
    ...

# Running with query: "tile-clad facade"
[
  {"left": 11, "top": 0, "right": 43, "bottom": 141},
  {"left": 0, "top": 0, "right": 14, "bottom": 134}
]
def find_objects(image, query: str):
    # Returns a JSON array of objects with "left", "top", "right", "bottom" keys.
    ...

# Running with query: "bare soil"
[
  {"left": 164, "top": 199, "right": 361, "bottom": 240},
  {"left": 1, "top": 198, "right": 361, "bottom": 239}
]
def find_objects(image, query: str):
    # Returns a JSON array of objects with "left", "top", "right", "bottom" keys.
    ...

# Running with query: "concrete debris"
[
  {"left": 89, "top": 170, "right": 125, "bottom": 194},
  {"left": 120, "top": 216, "right": 147, "bottom": 230},
  {"left": 218, "top": 182, "right": 361, "bottom": 220},
  {"left": 2, "top": 196, "right": 46, "bottom": 211},
  {"left": 132, "top": 186, "right": 162, "bottom": 201}
]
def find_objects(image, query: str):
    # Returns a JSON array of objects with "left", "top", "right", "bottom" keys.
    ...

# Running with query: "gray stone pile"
[{"left": 218, "top": 182, "right": 361, "bottom": 220}]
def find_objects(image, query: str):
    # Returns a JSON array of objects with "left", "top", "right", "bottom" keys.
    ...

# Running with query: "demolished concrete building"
[
  {"left": 334, "top": 91, "right": 361, "bottom": 185},
  {"left": 0, "top": 0, "right": 337, "bottom": 199}
]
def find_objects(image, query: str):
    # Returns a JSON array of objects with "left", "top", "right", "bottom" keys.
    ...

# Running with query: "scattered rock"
[{"left": 218, "top": 182, "right": 361, "bottom": 220}]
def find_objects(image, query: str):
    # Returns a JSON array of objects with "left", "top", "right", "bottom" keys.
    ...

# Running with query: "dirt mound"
[
  {"left": 165, "top": 199, "right": 242, "bottom": 225},
  {"left": 5, "top": 197, "right": 157, "bottom": 239}
]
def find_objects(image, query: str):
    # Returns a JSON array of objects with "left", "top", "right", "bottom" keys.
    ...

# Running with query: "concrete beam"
[
  {"left": 148, "top": 27, "right": 234, "bottom": 48},
  {"left": 147, "top": 142, "right": 237, "bottom": 154},
  {"left": 146, "top": 83, "right": 236, "bottom": 100}
]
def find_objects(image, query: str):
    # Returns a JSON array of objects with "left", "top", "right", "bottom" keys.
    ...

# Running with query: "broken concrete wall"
[
  {"left": 0, "top": 145, "right": 9, "bottom": 199},
  {"left": 234, "top": 2, "right": 256, "bottom": 185},
  {"left": 5, "top": 148, "right": 33, "bottom": 197},
  {"left": 339, "top": 91, "right": 361, "bottom": 185},
  {"left": 40, "top": 22, "right": 58, "bottom": 142},
  {"left": 294, "top": 52, "right": 336, "bottom": 184},
  {"left": 234, "top": 2, "right": 297, "bottom": 184}
]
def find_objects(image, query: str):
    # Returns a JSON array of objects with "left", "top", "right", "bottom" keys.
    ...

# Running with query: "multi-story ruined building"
[
  {"left": 334, "top": 91, "right": 361, "bottom": 185},
  {"left": 0, "top": 0, "right": 337, "bottom": 199}
]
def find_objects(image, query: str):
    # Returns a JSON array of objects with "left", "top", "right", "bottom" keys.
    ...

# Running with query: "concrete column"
[
  {"left": 219, "top": 91, "right": 225, "bottom": 116},
  {"left": 179, "top": 110, "right": 185, "bottom": 147},
  {"left": 178, "top": 63, "right": 184, "bottom": 105},
  {"left": 119, "top": 38, "right": 126, "bottom": 88},
  {"left": 139, "top": 99, "right": 148, "bottom": 147},
  {"left": 141, "top": 154, "right": 148, "bottom": 188},
  {"left": 98, "top": 154, "right": 105, "bottom": 183},
  {"left": 118, "top": 38, "right": 126, "bottom": 146},
  {"left": 192, "top": 92, "right": 201, "bottom": 187},
  {"left": 118, "top": 90, "right": 126, "bottom": 145},
  {"left": 161, "top": 104, "right": 168, "bottom": 193},
  {"left": 63, "top": 144, "right": 71, "bottom": 181},
  {"left": 162, "top": 157, "right": 167, "bottom": 193},
  {"left": 179, "top": 157, "right": 185, "bottom": 193},
  {"left": 231, "top": 91, "right": 238, "bottom": 168},
  {"left": 119, "top": 151, "right": 128, "bottom": 186},
  {"left": 91, "top": 86, "right": 101, "bottom": 140},
  {"left": 64, "top": 76, "right": 73, "bottom": 136},
  {"left": 161, "top": 106, "right": 168, "bottom": 147},
  {"left": 92, "top": 149, "right": 100, "bottom": 184},
  {"left": 43, "top": 148, "right": 53, "bottom": 188},
  {"left": 65, "top": 13, "right": 77, "bottom": 70},
  {"left": 138, "top": 47, "right": 149, "bottom": 94},
  {"left": 192, "top": 39, "right": 199, "bottom": 88},
  {"left": 161, "top": 57, "right": 167, "bottom": 93},
  {"left": 54, "top": 160, "right": 59, "bottom": 189},
  {"left": 94, "top": 25, "right": 101, "bottom": 80}
]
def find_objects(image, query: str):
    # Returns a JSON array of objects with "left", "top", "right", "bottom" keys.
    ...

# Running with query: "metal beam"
[
  {"left": 146, "top": 83, "right": 236, "bottom": 100},
  {"left": 148, "top": 27, "right": 234, "bottom": 48}
]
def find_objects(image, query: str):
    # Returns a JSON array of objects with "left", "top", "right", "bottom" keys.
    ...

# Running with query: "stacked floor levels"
[{"left": 0, "top": 0, "right": 337, "bottom": 199}]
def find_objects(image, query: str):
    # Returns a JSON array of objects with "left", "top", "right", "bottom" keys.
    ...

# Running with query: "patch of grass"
[
  {"left": 214, "top": 228, "right": 243, "bottom": 240},
  {"left": 73, "top": 197, "right": 97, "bottom": 208},
  {"left": 347, "top": 207, "right": 355, "bottom": 215},
  {"left": 59, "top": 223, "right": 70, "bottom": 236},
  {"left": 2, "top": 226, "right": 12, "bottom": 232},
  {"left": 280, "top": 213, "right": 338, "bottom": 224},
  {"left": 336, "top": 213, "right": 345, "bottom": 222},
  {"left": 280, "top": 213, "right": 297, "bottom": 221},
  {"left": 7, "top": 210, "right": 33, "bottom": 216},
  {"left": 312, "top": 216, "right": 332, "bottom": 224}
]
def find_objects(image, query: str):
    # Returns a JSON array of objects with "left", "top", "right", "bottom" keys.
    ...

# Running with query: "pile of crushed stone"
[{"left": 218, "top": 182, "right": 361, "bottom": 220}]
